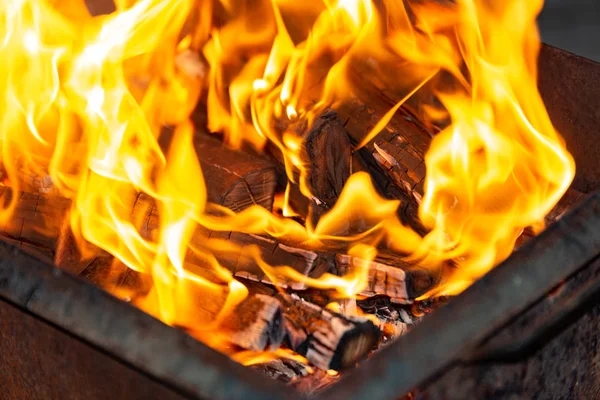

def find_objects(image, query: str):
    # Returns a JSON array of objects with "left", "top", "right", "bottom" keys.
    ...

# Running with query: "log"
[
  {"left": 194, "top": 132, "right": 279, "bottom": 213},
  {"left": 0, "top": 185, "right": 435, "bottom": 302},
  {"left": 0, "top": 193, "right": 286, "bottom": 351},
  {"left": 250, "top": 357, "right": 339, "bottom": 396},
  {"left": 280, "top": 294, "right": 380, "bottom": 371},
  {"left": 336, "top": 100, "right": 430, "bottom": 234},
  {"left": 133, "top": 189, "right": 435, "bottom": 300},
  {"left": 336, "top": 254, "right": 435, "bottom": 303},
  {"left": 290, "top": 368, "right": 339, "bottom": 395},
  {"left": 219, "top": 294, "right": 286, "bottom": 351},
  {"left": 304, "top": 111, "right": 353, "bottom": 224},
  {"left": 249, "top": 358, "right": 310, "bottom": 384}
]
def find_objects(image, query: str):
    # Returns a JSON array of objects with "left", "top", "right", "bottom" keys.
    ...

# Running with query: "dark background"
[{"left": 539, "top": 0, "right": 600, "bottom": 62}]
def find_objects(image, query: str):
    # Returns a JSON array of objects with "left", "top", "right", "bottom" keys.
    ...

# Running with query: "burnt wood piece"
[
  {"left": 336, "top": 254, "right": 435, "bottom": 303},
  {"left": 53, "top": 128, "right": 278, "bottom": 273},
  {"left": 249, "top": 358, "right": 310, "bottom": 384},
  {"left": 0, "top": 239, "right": 297, "bottom": 400},
  {"left": 194, "top": 132, "right": 279, "bottom": 213},
  {"left": 220, "top": 294, "right": 286, "bottom": 351},
  {"left": 320, "top": 191, "right": 600, "bottom": 400},
  {"left": 250, "top": 358, "right": 339, "bottom": 395},
  {"left": 304, "top": 111, "right": 353, "bottom": 223},
  {"left": 358, "top": 295, "right": 450, "bottom": 342},
  {"left": 280, "top": 294, "right": 380, "bottom": 371},
  {"left": 0, "top": 186, "right": 69, "bottom": 255},
  {"left": 135, "top": 192, "right": 434, "bottom": 300},
  {"left": 336, "top": 100, "right": 429, "bottom": 234},
  {"left": 0, "top": 189, "right": 434, "bottom": 302}
]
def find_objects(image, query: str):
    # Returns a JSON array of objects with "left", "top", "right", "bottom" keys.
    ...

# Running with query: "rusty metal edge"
[
  {"left": 0, "top": 242, "right": 300, "bottom": 400},
  {"left": 318, "top": 192, "right": 600, "bottom": 400},
  {"left": 538, "top": 43, "right": 600, "bottom": 193}
]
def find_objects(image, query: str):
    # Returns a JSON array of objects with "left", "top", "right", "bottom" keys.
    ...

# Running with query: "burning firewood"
[
  {"left": 304, "top": 111, "right": 353, "bottom": 224},
  {"left": 280, "top": 294, "right": 380, "bottom": 371},
  {"left": 217, "top": 293, "right": 287, "bottom": 352},
  {"left": 0, "top": 185, "right": 435, "bottom": 304},
  {"left": 194, "top": 132, "right": 279, "bottom": 213},
  {"left": 251, "top": 358, "right": 339, "bottom": 395},
  {"left": 336, "top": 100, "right": 430, "bottom": 235},
  {"left": 134, "top": 190, "right": 435, "bottom": 302}
]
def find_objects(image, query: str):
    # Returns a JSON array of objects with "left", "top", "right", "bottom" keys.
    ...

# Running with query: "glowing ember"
[{"left": 0, "top": 0, "right": 574, "bottom": 366}]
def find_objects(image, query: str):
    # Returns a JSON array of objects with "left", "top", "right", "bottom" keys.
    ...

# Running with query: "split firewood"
[
  {"left": 249, "top": 357, "right": 311, "bottom": 384},
  {"left": 280, "top": 293, "right": 380, "bottom": 371},
  {"left": 249, "top": 355, "right": 339, "bottom": 395},
  {"left": 133, "top": 190, "right": 435, "bottom": 301},
  {"left": 54, "top": 129, "right": 280, "bottom": 276},
  {"left": 218, "top": 293, "right": 287, "bottom": 351},
  {"left": 193, "top": 132, "right": 279, "bottom": 213},
  {"left": 0, "top": 185, "right": 435, "bottom": 303},
  {"left": 0, "top": 186, "right": 69, "bottom": 262},
  {"left": 265, "top": 109, "right": 354, "bottom": 225},
  {"left": 336, "top": 100, "right": 430, "bottom": 235},
  {"left": 173, "top": 284, "right": 286, "bottom": 352},
  {"left": 304, "top": 111, "right": 353, "bottom": 224}
]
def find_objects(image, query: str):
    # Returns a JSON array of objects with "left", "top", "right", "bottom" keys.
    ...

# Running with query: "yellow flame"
[{"left": 0, "top": 0, "right": 574, "bottom": 360}]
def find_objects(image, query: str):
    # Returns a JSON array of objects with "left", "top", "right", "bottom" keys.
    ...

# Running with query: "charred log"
[
  {"left": 194, "top": 132, "right": 279, "bottom": 213},
  {"left": 220, "top": 294, "right": 286, "bottom": 351},
  {"left": 0, "top": 186, "right": 436, "bottom": 302},
  {"left": 280, "top": 294, "right": 380, "bottom": 371},
  {"left": 336, "top": 100, "right": 430, "bottom": 234},
  {"left": 304, "top": 111, "right": 353, "bottom": 224},
  {"left": 249, "top": 358, "right": 310, "bottom": 384}
]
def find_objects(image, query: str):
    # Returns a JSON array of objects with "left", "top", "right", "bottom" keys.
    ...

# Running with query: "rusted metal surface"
[
  {"left": 0, "top": 241, "right": 298, "bottom": 400},
  {"left": 0, "top": 300, "right": 187, "bottom": 400},
  {"left": 319, "top": 191, "right": 600, "bottom": 400},
  {"left": 538, "top": 44, "right": 600, "bottom": 193},
  {"left": 421, "top": 254, "right": 600, "bottom": 399}
]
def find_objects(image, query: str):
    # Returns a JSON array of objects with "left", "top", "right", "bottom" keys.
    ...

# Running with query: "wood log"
[
  {"left": 336, "top": 100, "right": 430, "bottom": 234},
  {"left": 280, "top": 294, "right": 380, "bottom": 371},
  {"left": 0, "top": 184, "right": 435, "bottom": 303},
  {"left": 304, "top": 111, "right": 353, "bottom": 224},
  {"left": 249, "top": 356, "right": 339, "bottom": 396},
  {"left": 249, "top": 358, "right": 310, "bottom": 384},
  {"left": 219, "top": 293, "right": 286, "bottom": 351},
  {"left": 194, "top": 132, "right": 279, "bottom": 213}
]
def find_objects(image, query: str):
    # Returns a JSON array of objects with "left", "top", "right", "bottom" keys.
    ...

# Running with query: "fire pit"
[{"left": 0, "top": 0, "right": 598, "bottom": 399}]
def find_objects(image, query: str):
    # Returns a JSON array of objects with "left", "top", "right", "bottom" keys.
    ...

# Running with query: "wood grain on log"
[
  {"left": 0, "top": 184, "right": 434, "bottom": 303},
  {"left": 304, "top": 111, "right": 353, "bottom": 224},
  {"left": 336, "top": 101, "right": 430, "bottom": 234},
  {"left": 220, "top": 294, "right": 286, "bottom": 351},
  {"left": 194, "top": 132, "right": 279, "bottom": 213},
  {"left": 280, "top": 294, "right": 380, "bottom": 371}
]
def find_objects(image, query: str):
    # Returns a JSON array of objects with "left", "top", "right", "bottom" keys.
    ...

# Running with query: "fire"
[{"left": 0, "top": 0, "right": 574, "bottom": 364}]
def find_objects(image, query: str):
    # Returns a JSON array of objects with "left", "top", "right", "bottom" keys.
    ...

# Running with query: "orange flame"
[{"left": 0, "top": 0, "right": 574, "bottom": 360}]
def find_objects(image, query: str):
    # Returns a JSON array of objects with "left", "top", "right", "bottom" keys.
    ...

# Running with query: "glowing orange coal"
[{"left": 0, "top": 0, "right": 574, "bottom": 359}]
